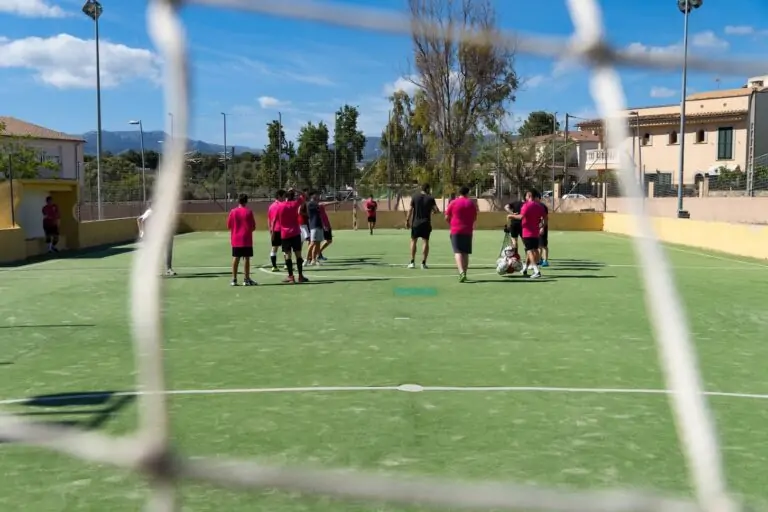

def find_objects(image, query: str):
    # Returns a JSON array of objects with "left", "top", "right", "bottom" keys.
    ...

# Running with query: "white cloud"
[
  {"left": 383, "top": 75, "right": 420, "bottom": 96},
  {"left": 0, "top": 0, "right": 67, "bottom": 18},
  {"left": 257, "top": 96, "right": 289, "bottom": 109},
  {"left": 650, "top": 86, "right": 676, "bottom": 98},
  {"left": 523, "top": 74, "right": 546, "bottom": 89},
  {"left": 0, "top": 34, "right": 160, "bottom": 88},
  {"left": 551, "top": 59, "right": 581, "bottom": 77},
  {"left": 724, "top": 25, "right": 754, "bottom": 35},
  {"left": 626, "top": 42, "right": 681, "bottom": 56},
  {"left": 691, "top": 30, "right": 729, "bottom": 50}
]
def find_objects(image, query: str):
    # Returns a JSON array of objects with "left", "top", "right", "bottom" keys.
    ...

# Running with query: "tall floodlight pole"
[
  {"left": 629, "top": 111, "right": 642, "bottom": 194},
  {"left": 387, "top": 110, "right": 392, "bottom": 209},
  {"left": 277, "top": 112, "right": 283, "bottom": 189},
  {"left": 221, "top": 113, "right": 228, "bottom": 203},
  {"left": 128, "top": 120, "right": 147, "bottom": 204},
  {"left": 676, "top": 0, "right": 702, "bottom": 217},
  {"left": 551, "top": 112, "right": 557, "bottom": 208},
  {"left": 333, "top": 112, "right": 338, "bottom": 196},
  {"left": 82, "top": 0, "right": 103, "bottom": 220}
]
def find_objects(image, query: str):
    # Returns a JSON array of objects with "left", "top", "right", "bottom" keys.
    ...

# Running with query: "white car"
[{"left": 561, "top": 193, "right": 591, "bottom": 199}]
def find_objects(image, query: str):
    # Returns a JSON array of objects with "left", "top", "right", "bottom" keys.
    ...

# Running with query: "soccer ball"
[{"left": 496, "top": 253, "right": 523, "bottom": 275}]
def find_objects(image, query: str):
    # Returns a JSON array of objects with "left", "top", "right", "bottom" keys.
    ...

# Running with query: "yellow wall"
[
  {"left": 0, "top": 227, "right": 27, "bottom": 263},
  {"left": 603, "top": 213, "right": 768, "bottom": 260},
  {"left": 77, "top": 218, "right": 138, "bottom": 249}
]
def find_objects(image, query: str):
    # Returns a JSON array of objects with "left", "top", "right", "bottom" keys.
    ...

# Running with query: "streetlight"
[
  {"left": 551, "top": 111, "right": 557, "bottom": 209},
  {"left": 277, "top": 112, "right": 283, "bottom": 188},
  {"left": 628, "top": 111, "right": 643, "bottom": 194},
  {"left": 128, "top": 120, "right": 147, "bottom": 204},
  {"left": 221, "top": 112, "right": 228, "bottom": 202},
  {"left": 82, "top": 0, "right": 103, "bottom": 220},
  {"left": 676, "top": 0, "right": 702, "bottom": 218}
]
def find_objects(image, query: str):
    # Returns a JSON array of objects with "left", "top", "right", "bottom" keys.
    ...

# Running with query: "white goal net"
[{"left": 1, "top": 0, "right": 763, "bottom": 510}]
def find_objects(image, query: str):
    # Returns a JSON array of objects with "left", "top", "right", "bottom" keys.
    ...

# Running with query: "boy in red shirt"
[
  {"left": 226, "top": 193, "right": 257, "bottom": 286},
  {"left": 42, "top": 196, "right": 60, "bottom": 253},
  {"left": 508, "top": 189, "right": 547, "bottom": 279},
  {"left": 444, "top": 186, "right": 477, "bottom": 282},
  {"left": 277, "top": 189, "right": 308, "bottom": 283},
  {"left": 364, "top": 195, "right": 377, "bottom": 235},
  {"left": 267, "top": 189, "right": 285, "bottom": 272}
]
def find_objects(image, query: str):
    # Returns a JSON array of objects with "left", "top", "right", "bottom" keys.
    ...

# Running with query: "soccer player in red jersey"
[
  {"left": 298, "top": 188, "right": 310, "bottom": 247},
  {"left": 42, "top": 196, "right": 60, "bottom": 253},
  {"left": 445, "top": 186, "right": 477, "bottom": 282},
  {"left": 267, "top": 189, "right": 285, "bottom": 272},
  {"left": 508, "top": 189, "right": 547, "bottom": 279},
  {"left": 226, "top": 193, "right": 257, "bottom": 286},
  {"left": 364, "top": 195, "right": 378, "bottom": 235},
  {"left": 277, "top": 189, "right": 308, "bottom": 283}
]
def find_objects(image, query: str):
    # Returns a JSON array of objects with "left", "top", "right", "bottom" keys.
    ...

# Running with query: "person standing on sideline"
[
  {"left": 226, "top": 193, "right": 257, "bottom": 286},
  {"left": 305, "top": 191, "right": 325, "bottom": 265},
  {"left": 364, "top": 195, "right": 378, "bottom": 235},
  {"left": 445, "top": 186, "right": 477, "bottom": 282},
  {"left": 137, "top": 202, "right": 176, "bottom": 276},
  {"left": 267, "top": 189, "right": 285, "bottom": 272},
  {"left": 406, "top": 183, "right": 439, "bottom": 269},
  {"left": 536, "top": 191, "right": 550, "bottom": 267},
  {"left": 42, "top": 196, "right": 60, "bottom": 253},
  {"left": 507, "top": 189, "right": 547, "bottom": 279}
]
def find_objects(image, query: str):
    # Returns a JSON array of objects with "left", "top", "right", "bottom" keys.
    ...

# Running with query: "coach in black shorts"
[
  {"left": 406, "top": 183, "right": 439, "bottom": 269},
  {"left": 538, "top": 195, "right": 550, "bottom": 267},
  {"left": 503, "top": 197, "right": 524, "bottom": 243}
]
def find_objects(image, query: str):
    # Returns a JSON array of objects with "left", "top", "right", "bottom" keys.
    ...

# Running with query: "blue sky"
[{"left": 1, "top": 0, "right": 768, "bottom": 148}]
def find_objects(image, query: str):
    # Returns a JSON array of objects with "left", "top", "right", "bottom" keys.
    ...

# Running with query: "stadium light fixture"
[{"left": 83, "top": 0, "right": 103, "bottom": 219}]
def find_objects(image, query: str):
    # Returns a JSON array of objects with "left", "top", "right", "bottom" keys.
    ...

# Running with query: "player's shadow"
[
  {"left": 326, "top": 257, "right": 383, "bottom": 267},
  {"left": 0, "top": 245, "right": 134, "bottom": 269},
  {"left": 172, "top": 271, "right": 230, "bottom": 279},
  {"left": 468, "top": 274, "right": 615, "bottom": 283},
  {"left": 0, "top": 391, "right": 135, "bottom": 440},
  {"left": 548, "top": 259, "right": 606, "bottom": 270}
]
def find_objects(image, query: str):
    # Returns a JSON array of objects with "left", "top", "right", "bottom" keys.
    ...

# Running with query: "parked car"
[{"left": 561, "top": 193, "right": 594, "bottom": 199}]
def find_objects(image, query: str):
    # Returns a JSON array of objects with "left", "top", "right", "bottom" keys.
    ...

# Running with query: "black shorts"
[
  {"left": 232, "top": 246, "right": 253, "bottom": 258},
  {"left": 450, "top": 233, "right": 473, "bottom": 254},
  {"left": 323, "top": 228, "right": 333, "bottom": 241},
  {"left": 522, "top": 237, "right": 540, "bottom": 252},
  {"left": 367, "top": 215, "right": 376, "bottom": 224},
  {"left": 410, "top": 223, "right": 432, "bottom": 240},
  {"left": 270, "top": 231, "right": 282, "bottom": 247},
  {"left": 508, "top": 221, "right": 522, "bottom": 239},
  {"left": 540, "top": 230, "right": 549, "bottom": 248},
  {"left": 43, "top": 223, "right": 59, "bottom": 237},
  {"left": 281, "top": 235, "right": 303, "bottom": 254}
]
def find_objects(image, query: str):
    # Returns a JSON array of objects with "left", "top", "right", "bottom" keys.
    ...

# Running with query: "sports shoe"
[
  {"left": 165, "top": 268, "right": 177, "bottom": 276},
  {"left": 407, "top": 262, "right": 415, "bottom": 269},
  {"left": 283, "top": 276, "right": 296, "bottom": 284},
  {"left": 230, "top": 279, "right": 238, "bottom": 286},
  {"left": 421, "top": 263, "right": 429, "bottom": 270},
  {"left": 270, "top": 266, "right": 280, "bottom": 272},
  {"left": 243, "top": 279, "right": 257, "bottom": 286},
  {"left": 541, "top": 260, "right": 550, "bottom": 267},
  {"left": 298, "top": 276, "right": 309, "bottom": 283},
  {"left": 459, "top": 272, "right": 467, "bottom": 283},
  {"left": 530, "top": 272, "right": 542, "bottom": 279},
  {"left": 318, "top": 255, "right": 327, "bottom": 261}
]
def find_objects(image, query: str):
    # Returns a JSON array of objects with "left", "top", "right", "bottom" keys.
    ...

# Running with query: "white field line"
[{"left": 2, "top": 385, "right": 768, "bottom": 407}]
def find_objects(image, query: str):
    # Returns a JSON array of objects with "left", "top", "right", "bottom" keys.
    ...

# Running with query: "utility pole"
[
  {"left": 551, "top": 112, "right": 557, "bottom": 209},
  {"left": 221, "top": 112, "right": 228, "bottom": 203},
  {"left": 387, "top": 110, "right": 392, "bottom": 209},
  {"left": 277, "top": 112, "right": 283, "bottom": 189}
]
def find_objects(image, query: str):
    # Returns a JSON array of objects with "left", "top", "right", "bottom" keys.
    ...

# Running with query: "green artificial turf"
[{"left": 0, "top": 229, "right": 767, "bottom": 511}]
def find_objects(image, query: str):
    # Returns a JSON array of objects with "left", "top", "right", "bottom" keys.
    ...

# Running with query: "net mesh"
[{"left": 2, "top": 0, "right": 763, "bottom": 510}]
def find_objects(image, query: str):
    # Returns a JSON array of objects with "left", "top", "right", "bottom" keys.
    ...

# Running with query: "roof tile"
[{"left": 0, "top": 116, "right": 84, "bottom": 143}]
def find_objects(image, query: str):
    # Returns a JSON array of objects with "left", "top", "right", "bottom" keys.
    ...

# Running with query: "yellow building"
[{"left": 576, "top": 77, "right": 768, "bottom": 188}]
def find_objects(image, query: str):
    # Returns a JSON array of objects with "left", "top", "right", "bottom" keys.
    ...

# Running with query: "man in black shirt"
[
  {"left": 406, "top": 183, "right": 439, "bottom": 269},
  {"left": 538, "top": 194, "right": 550, "bottom": 267},
  {"left": 503, "top": 197, "right": 524, "bottom": 250},
  {"left": 306, "top": 191, "right": 325, "bottom": 265}
]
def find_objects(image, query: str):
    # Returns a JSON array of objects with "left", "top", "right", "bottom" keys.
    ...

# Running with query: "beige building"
[
  {"left": 576, "top": 76, "right": 768, "bottom": 188},
  {"left": 529, "top": 131, "right": 601, "bottom": 180},
  {"left": 0, "top": 116, "right": 85, "bottom": 181}
]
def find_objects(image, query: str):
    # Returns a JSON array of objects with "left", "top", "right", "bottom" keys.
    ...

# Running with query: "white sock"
[
  {"left": 521, "top": 263, "right": 528, "bottom": 272},
  {"left": 269, "top": 250, "right": 276, "bottom": 257},
  {"left": 531, "top": 264, "right": 539, "bottom": 274}
]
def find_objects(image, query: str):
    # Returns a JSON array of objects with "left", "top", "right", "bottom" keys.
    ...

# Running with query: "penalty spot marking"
[{"left": 2, "top": 385, "right": 768, "bottom": 407}]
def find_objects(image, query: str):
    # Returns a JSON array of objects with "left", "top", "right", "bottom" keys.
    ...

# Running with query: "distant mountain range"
[{"left": 82, "top": 130, "right": 385, "bottom": 162}]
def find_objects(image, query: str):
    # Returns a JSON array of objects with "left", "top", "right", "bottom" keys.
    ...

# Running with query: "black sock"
[
  {"left": 410, "top": 259, "right": 414, "bottom": 264},
  {"left": 270, "top": 255, "right": 277, "bottom": 267},
  {"left": 296, "top": 257, "right": 304, "bottom": 276},
  {"left": 422, "top": 260, "right": 426, "bottom": 265},
  {"left": 285, "top": 259, "right": 294, "bottom": 276}
]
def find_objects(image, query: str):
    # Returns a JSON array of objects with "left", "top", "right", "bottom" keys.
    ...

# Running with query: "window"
[
  {"left": 717, "top": 127, "right": 733, "bottom": 160},
  {"left": 642, "top": 133, "right": 651, "bottom": 146},
  {"left": 668, "top": 131, "right": 678, "bottom": 144},
  {"left": 695, "top": 129, "right": 706, "bottom": 143}
]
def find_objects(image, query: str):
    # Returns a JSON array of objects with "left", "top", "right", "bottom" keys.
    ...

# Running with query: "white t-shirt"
[{"left": 139, "top": 208, "right": 152, "bottom": 222}]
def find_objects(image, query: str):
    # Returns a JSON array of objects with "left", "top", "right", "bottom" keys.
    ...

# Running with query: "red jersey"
[
  {"left": 42, "top": 204, "right": 59, "bottom": 224},
  {"left": 365, "top": 200, "right": 377, "bottom": 215},
  {"left": 520, "top": 200, "right": 547, "bottom": 238},
  {"left": 319, "top": 204, "right": 330, "bottom": 229},
  {"left": 267, "top": 200, "right": 282, "bottom": 232},
  {"left": 298, "top": 193, "right": 309, "bottom": 226},
  {"left": 278, "top": 198, "right": 304, "bottom": 238},
  {"left": 227, "top": 205, "right": 256, "bottom": 247},
  {"left": 445, "top": 196, "right": 477, "bottom": 235}
]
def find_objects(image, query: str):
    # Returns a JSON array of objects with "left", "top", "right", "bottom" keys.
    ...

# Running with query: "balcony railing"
[{"left": 585, "top": 148, "right": 620, "bottom": 167}]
